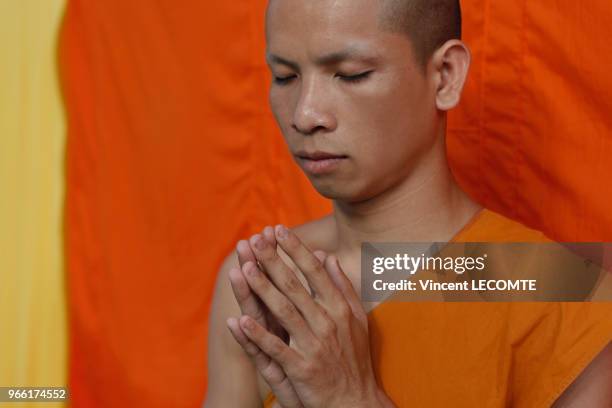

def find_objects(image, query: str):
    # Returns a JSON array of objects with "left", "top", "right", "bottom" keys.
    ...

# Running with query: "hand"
[
  {"left": 227, "top": 226, "right": 311, "bottom": 408},
  {"left": 230, "top": 225, "right": 394, "bottom": 408},
  {"left": 227, "top": 227, "right": 328, "bottom": 407}
]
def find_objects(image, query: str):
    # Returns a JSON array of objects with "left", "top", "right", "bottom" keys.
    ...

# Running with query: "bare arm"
[{"left": 204, "top": 253, "right": 263, "bottom": 408}]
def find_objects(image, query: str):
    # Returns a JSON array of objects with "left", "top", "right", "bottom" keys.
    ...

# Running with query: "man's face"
[{"left": 266, "top": 0, "right": 438, "bottom": 202}]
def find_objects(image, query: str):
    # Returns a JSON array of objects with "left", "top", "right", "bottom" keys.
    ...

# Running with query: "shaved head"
[{"left": 379, "top": 0, "right": 462, "bottom": 68}]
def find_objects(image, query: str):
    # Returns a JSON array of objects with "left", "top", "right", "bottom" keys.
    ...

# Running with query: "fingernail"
[
  {"left": 242, "top": 317, "right": 255, "bottom": 330},
  {"left": 276, "top": 225, "right": 289, "bottom": 240},
  {"left": 251, "top": 235, "right": 266, "bottom": 251},
  {"left": 236, "top": 240, "right": 248, "bottom": 252},
  {"left": 245, "top": 262, "right": 260, "bottom": 277},
  {"left": 227, "top": 267, "right": 240, "bottom": 283}
]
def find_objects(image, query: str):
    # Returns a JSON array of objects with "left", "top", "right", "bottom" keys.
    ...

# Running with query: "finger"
[
  {"left": 237, "top": 228, "right": 277, "bottom": 267},
  {"left": 227, "top": 316, "right": 262, "bottom": 356},
  {"left": 228, "top": 266, "right": 267, "bottom": 327},
  {"left": 237, "top": 238, "right": 267, "bottom": 297},
  {"left": 313, "top": 250, "right": 327, "bottom": 264},
  {"left": 248, "top": 235, "right": 325, "bottom": 328},
  {"left": 226, "top": 318, "right": 303, "bottom": 408},
  {"left": 262, "top": 225, "right": 277, "bottom": 247},
  {"left": 259, "top": 227, "right": 278, "bottom": 273},
  {"left": 237, "top": 239, "right": 291, "bottom": 341},
  {"left": 274, "top": 225, "right": 341, "bottom": 304},
  {"left": 242, "top": 261, "right": 317, "bottom": 352},
  {"left": 236, "top": 239, "right": 257, "bottom": 267},
  {"left": 230, "top": 263, "right": 289, "bottom": 342},
  {"left": 239, "top": 315, "right": 303, "bottom": 373},
  {"left": 325, "top": 255, "right": 367, "bottom": 326}
]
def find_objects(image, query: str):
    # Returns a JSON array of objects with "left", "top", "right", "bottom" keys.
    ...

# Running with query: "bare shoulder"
[
  {"left": 552, "top": 341, "right": 612, "bottom": 407},
  {"left": 290, "top": 213, "right": 337, "bottom": 253}
]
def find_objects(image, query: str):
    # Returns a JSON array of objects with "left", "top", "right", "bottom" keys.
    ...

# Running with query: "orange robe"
[{"left": 264, "top": 209, "right": 612, "bottom": 407}]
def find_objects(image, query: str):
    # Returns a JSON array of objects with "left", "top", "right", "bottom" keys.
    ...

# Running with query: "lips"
[
  {"left": 295, "top": 150, "right": 348, "bottom": 175},
  {"left": 295, "top": 150, "right": 348, "bottom": 161}
]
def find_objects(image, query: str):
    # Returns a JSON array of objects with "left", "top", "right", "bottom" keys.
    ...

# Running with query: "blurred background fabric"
[
  {"left": 0, "top": 1, "right": 67, "bottom": 407},
  {"left": 2, "top": 0, "right": 611, "bottom": 407},
  {"left": 59, "top": 1, "right": 328, "bottom": 407},
  {"left": 448, "top": 1, "right": 612, "bottom": 241}
]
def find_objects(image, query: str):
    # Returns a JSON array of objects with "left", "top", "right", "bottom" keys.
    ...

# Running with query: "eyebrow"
[{"left": 266, "top": 48, "right": 378, "bottom": 71}]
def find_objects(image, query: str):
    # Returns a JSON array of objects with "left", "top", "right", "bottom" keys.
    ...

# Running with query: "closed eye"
[
  {"left": 273, "top": 75, "right": 297, "bottom": 85},
  {"left": 273, "top": 71, "right": 373, "bottom": 85},
  {"left": 337, "top": 71, "right": 373, "bottom": 83}
]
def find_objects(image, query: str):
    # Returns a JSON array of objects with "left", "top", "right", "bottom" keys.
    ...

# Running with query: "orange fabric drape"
[
  {"left": 59, "top": 0, "right": 612, "bottom": 407},
  {"left": 60, "top": 1, "right": 328, "bottom": 406},
  {"left": 448, "top": 1, "right": 612, "bottom": 241}
]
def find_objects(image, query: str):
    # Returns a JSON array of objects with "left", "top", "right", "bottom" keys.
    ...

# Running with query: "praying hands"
[{"left": 226, "top": 225, "right": 395, "bottom": 408}]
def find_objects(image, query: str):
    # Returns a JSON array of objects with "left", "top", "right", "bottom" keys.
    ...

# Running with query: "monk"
[{"left": 204, "top": 0, "right": 612, "bottom": 407}]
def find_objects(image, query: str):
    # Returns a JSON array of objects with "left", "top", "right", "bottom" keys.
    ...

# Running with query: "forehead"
[{"left": 266, "top": 0, "right": 384, "bottom": 54}]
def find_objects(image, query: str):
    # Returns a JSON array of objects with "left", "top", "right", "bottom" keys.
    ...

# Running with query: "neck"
[{"left": 332, "top": 132, "right": 482, "bottom": 257}]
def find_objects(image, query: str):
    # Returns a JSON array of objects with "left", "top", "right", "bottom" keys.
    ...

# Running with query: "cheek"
[
  {"left": 269, "top": 89, "right": 293, "bottom": 128},
  {"left": 351, "top": 98, "right": 425, "bottom": 160},
  {"left": 345, "top": 73, "right": 430, "bottom": 140},
  {"left": 344, "top": 88, "right": 434, "bottom": 191},
  {"left": 375, "top": 79, "right": 432, "bottom": 147}
]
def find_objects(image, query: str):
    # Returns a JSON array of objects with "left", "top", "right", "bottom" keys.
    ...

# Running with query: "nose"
[{"left": 292, "top": 76, "right": 337, "bottom": 135}]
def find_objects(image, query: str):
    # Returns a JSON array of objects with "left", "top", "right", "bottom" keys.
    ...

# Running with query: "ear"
[{"left": 430, "top": 39, "right": 471, "bottom": 111}]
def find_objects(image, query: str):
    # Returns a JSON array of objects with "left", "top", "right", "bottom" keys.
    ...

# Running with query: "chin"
[
  {"left": 310, "top": 178, "right": 373, "bottom": 203},
  {"left": 310, "top": 180, "right": 346, "bottom": 200},
  {"left": 310, "top": 183, "right": 339, "bottom": 199}
]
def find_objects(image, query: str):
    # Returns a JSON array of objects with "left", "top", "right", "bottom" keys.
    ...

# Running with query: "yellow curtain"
[{"left": 0, "top": 0, "right": 67, "bottom": 403}]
